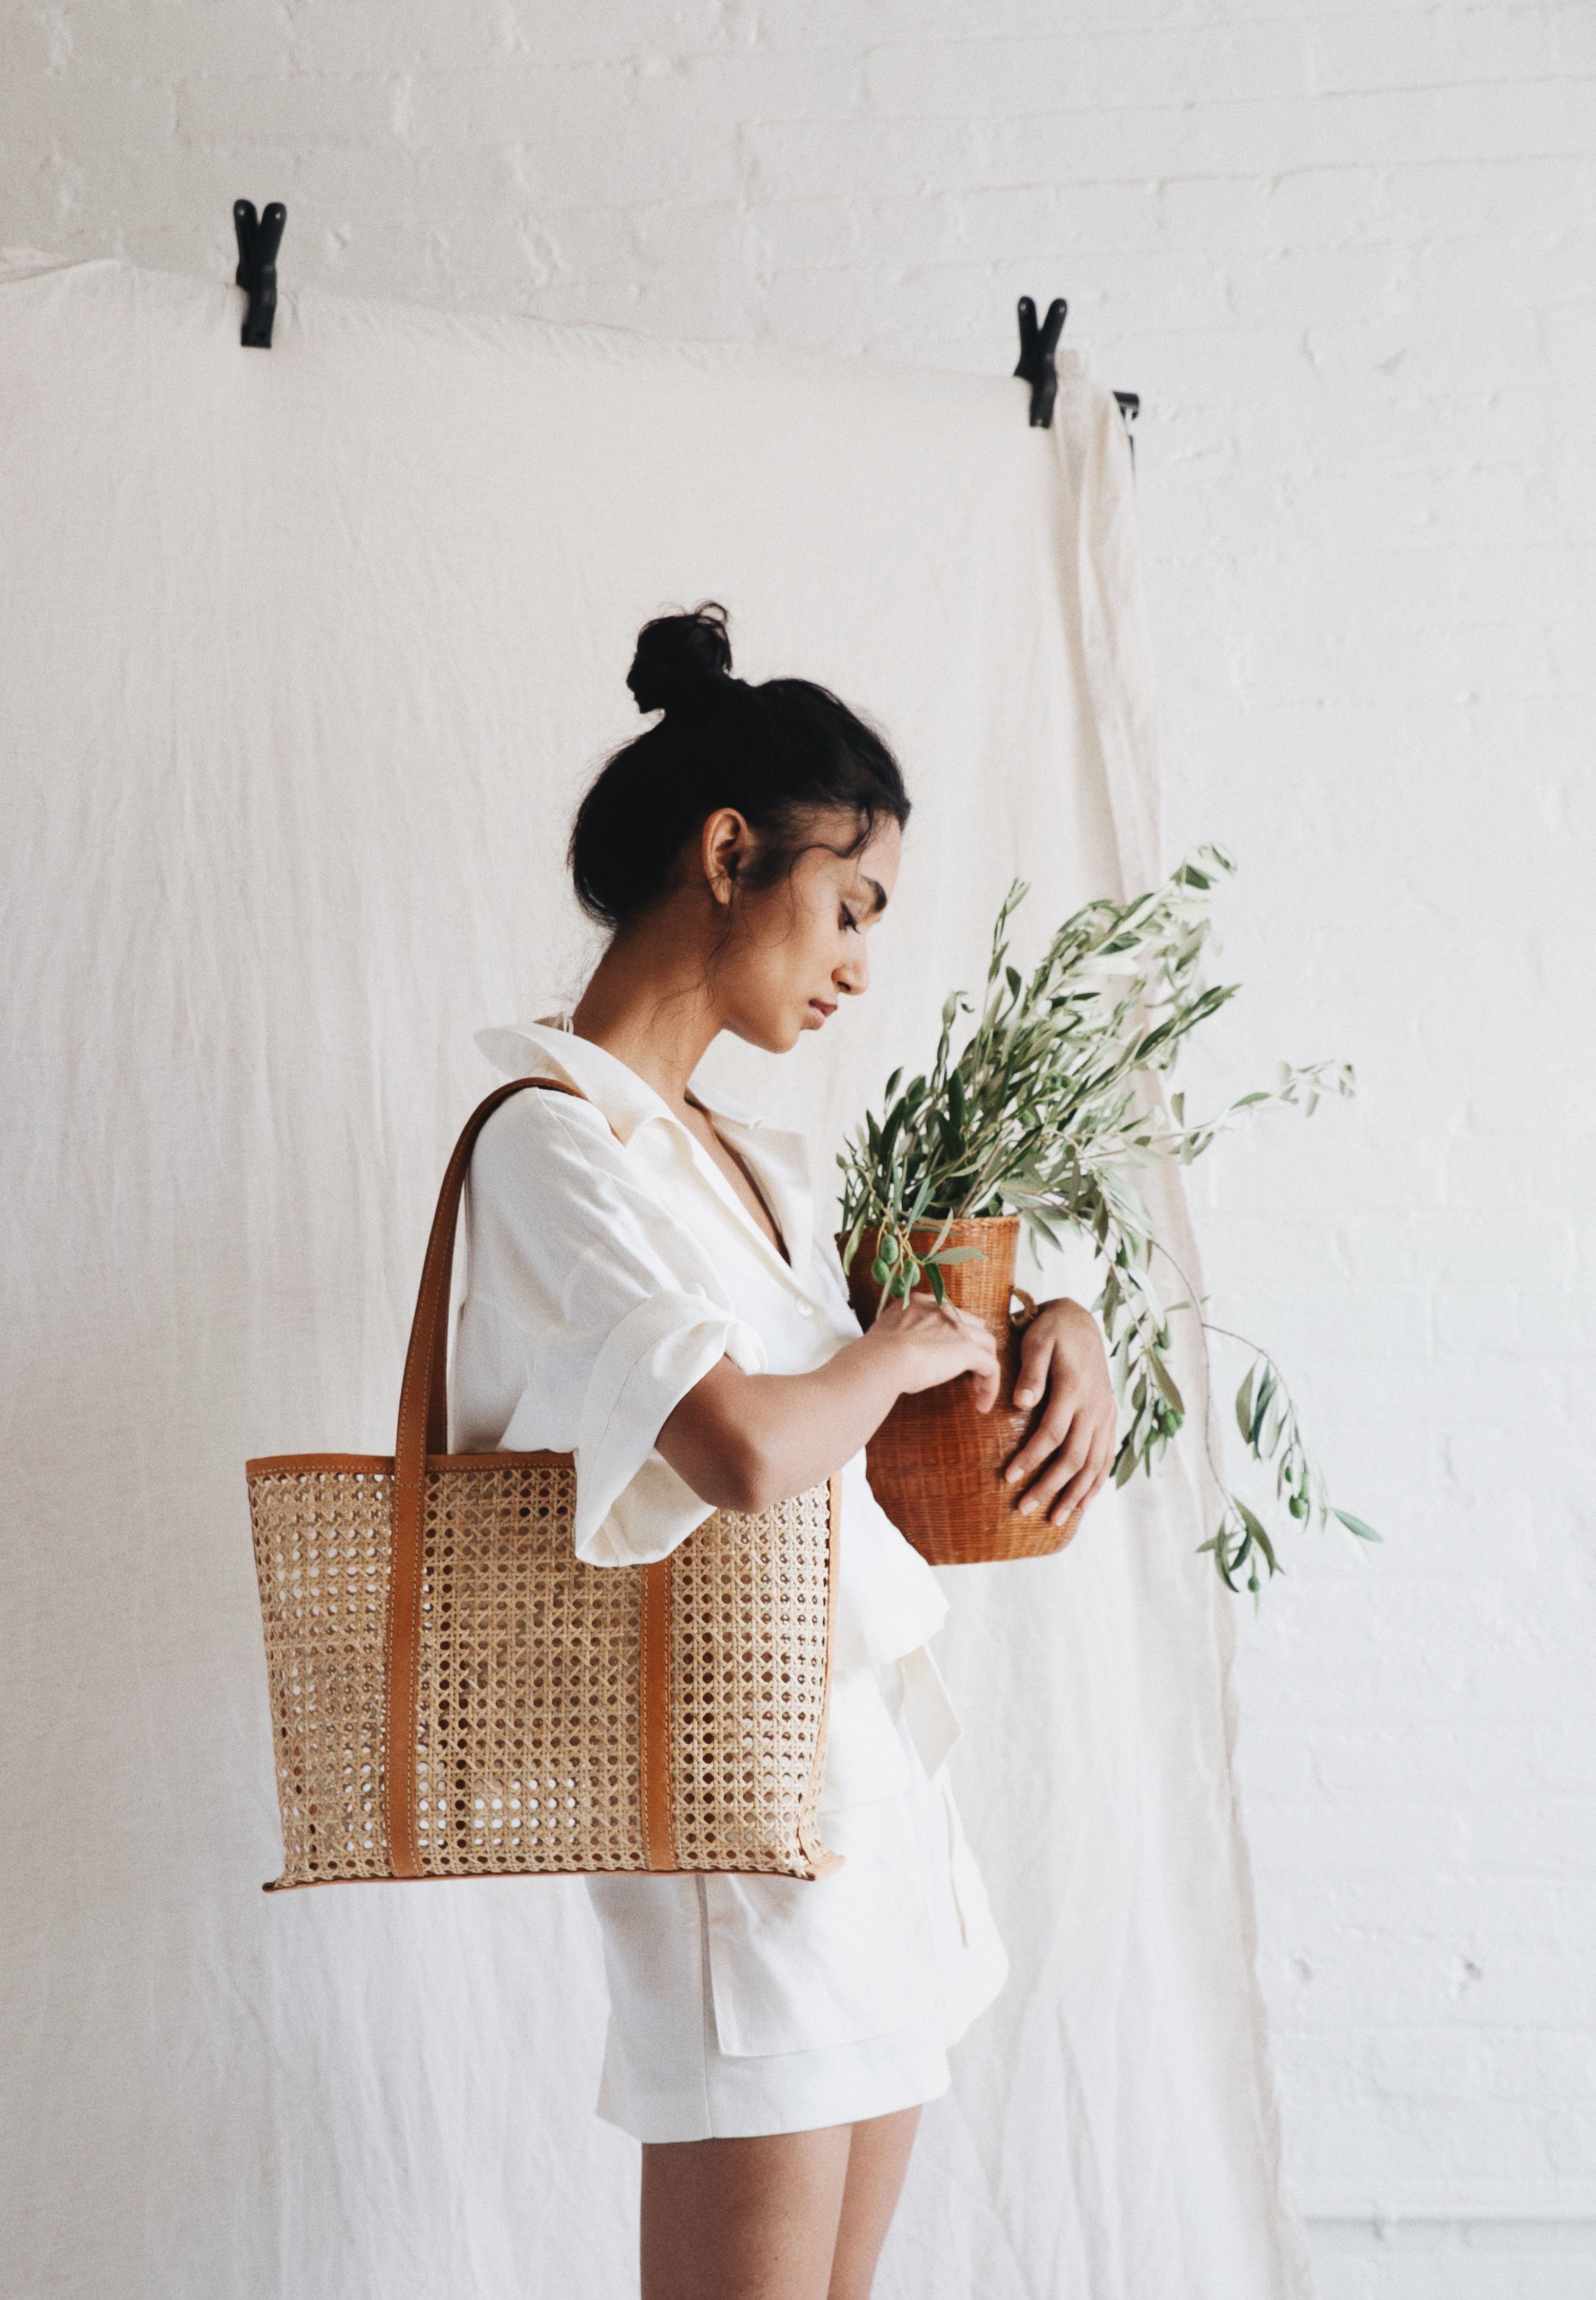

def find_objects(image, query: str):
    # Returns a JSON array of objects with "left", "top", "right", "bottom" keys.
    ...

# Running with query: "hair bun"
[{"left": 626, "top": 601, "right": 736, "bottom": 718}]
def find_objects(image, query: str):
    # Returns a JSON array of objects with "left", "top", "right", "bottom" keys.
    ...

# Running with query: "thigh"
[
  {"left": 828, "top": 2108, "right": 921, "bottom": 2300},
  {"left": 641, "top": 2125, "right": 854, "bottom": 2300}
]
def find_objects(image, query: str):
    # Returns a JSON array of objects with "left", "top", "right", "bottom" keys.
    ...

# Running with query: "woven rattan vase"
[
  {"left": 845, "top": 1216, "right": 1082, "bottom": 1568},
  {"left": 247, "top": 1077, "right": 839, "bottom": 1892}
]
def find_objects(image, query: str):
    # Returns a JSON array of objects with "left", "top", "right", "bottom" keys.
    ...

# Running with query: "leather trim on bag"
[
  {"left": 795, "top": 1473, "right": 845, "bottom": 1880},
  {"left": 244, "top": 1449, "right": 575, "bottom": 1476},
  {"left": 639, "top": 1552, "right": 676, "bottom": 1870}
]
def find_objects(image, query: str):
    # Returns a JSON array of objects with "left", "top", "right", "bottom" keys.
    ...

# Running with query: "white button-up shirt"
[
  {"left": 451, "top": 1023, "right": 997, "bottom": 2059},
  {"left": 457, "top": 1023, "right": 953, "bottom": 1672}
]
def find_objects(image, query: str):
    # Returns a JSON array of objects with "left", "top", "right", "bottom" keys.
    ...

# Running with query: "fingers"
[
  {"left": 1075, "top": 1450, "right": 1113, "bottom": 1516},
  {"left": 880, "top": 1293, "right": 970, "bottom": 1339},
  {"left": 877, "top": 1296, "right": 1001, "bottom": 1413},
  {"left": 1041, "top": 1428, "right": 1115, "bottom": 1525},
  {"left": 1003, "top": 1365, "right": 1085, "bottom": 1488},
  {"left": 951, "top": 1305, "right": 1001, "bottom": 1413},
  {"left": 1012, "top": 1422, "right": 1093, "bottom": 1519},
  {"left": 965, "top": 1350, "right": 1001, "bottom": 1415},
  {"left": 999, "top": 1299, "right": 1120, "bottom": 1523},
  {"left": 1011, "top": 1321, "right": 1054, "bottom": 1413},
  {"left": 1010, "top": 1408, "right": 1118, "bottom": 1524},
  {"left": 1075, "top": 1441, "right": 1116, "bottom": 1520}
]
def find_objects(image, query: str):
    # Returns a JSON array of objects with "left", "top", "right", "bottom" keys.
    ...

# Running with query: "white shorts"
[{"left": 585, "top": 1660, "right": 1008, "bottom": 2142}]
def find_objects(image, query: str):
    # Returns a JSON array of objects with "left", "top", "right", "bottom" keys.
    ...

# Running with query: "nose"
[{"left": 836, "top": 948, "right": 868, "bottom": 997}]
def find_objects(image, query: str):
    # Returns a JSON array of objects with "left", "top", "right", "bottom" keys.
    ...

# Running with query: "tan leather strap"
[
  {"left": 795, "top": 1473, "right": 845, "bottom": 1880},
  {"left": 638, "top": 1556, "right": 676, "bottom": 1870},
  {"left": 419, "top": 1077, "right": 591, "bottom": 1452},
  {"left": 385, "top": 1074, "right": 591, "bottom": 1878}
]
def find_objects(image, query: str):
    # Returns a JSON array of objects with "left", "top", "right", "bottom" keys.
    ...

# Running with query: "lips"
[{"left": 809, "top": 999, "right": 837, "bottom": 1024}]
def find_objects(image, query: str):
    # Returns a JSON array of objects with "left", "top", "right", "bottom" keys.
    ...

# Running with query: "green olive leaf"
[
  {"left": 833, "top": 856, "right": 1365, "bottom": 1605},
  {"left": 1333, "top": 1509, "right": 1382, "bottom": 1543}
]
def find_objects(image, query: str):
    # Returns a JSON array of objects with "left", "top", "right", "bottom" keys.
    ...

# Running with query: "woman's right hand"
[
  {"left": 661, "top": 1293, "right": 1001, "bottom": 1513},
  {"left": 864, "top": 1291, "right": 1002, "bottom": 1413}
]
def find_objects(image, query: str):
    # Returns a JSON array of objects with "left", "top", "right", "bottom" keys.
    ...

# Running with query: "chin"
[{"left": 729, "top": 1017, "right": 805, "bottom": 1055}]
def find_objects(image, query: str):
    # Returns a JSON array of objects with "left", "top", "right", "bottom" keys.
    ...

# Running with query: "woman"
[{"left": 455, "top": 605, "right": 1117, "bottom": 2300}]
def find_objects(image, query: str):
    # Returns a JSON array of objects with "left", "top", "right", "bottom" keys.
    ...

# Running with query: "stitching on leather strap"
[
  {"left": 639, "top": 1554, "right": 675, "bottom": 1870},
  {"left": 795, "top": 1473, "right": 844, "bottom": 1880}
]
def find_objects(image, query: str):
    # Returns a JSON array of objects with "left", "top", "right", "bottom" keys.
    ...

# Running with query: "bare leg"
[
  {"left": 641, "top": 2126, "right": 854, "bottom": 2300},
  {"left": 828, "top": 2108, "right": 922, "bottom": 2300}
]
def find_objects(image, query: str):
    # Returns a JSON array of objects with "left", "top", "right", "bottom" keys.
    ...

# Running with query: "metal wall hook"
[{"left": 233, "top": 199, "right": 286, "bottom": 348}]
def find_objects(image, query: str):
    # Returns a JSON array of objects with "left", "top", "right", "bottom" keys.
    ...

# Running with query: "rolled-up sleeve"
[
  {"left": 457, "top": 1090, "right": 766, "bottom": 1568},
  {"left": 574, "top": 1282, "right": 766, "bottom": 1565}
]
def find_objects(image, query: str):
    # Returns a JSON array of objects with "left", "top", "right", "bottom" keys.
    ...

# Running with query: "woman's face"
[{"left": 708, "top": 807, "right": 903, "bottom": 1055}]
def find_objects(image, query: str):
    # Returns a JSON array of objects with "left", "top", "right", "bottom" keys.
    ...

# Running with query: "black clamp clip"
[
  {"left": 1114, "top": 390, "right": 1141, "bottom": 467},
  {"left": 1014, "top": 295, "right": 1068, "bottom": 429},
  {"left": 233, "top": 199, "right": 286, "bottom": 349},
  {"left": 1015, "top": 294, "right": 1142, "bottom": 465}
]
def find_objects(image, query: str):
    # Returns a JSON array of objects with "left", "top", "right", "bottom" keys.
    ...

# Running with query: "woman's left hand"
[{"left": 1003, "top": 1298, "right": 1119, "bottom": 1527}]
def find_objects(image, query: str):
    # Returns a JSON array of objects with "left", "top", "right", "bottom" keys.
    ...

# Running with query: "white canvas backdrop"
[{"left": 0, "top": 253, "right": 1308, "bottom": 2300}]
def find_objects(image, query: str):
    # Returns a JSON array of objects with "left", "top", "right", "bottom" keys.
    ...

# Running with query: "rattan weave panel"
[
  {"left": 248, "top": 1457, "right": 837, "bottom": 1888},
  {"left": 250, "top": 1465, "right": 395, "bottom": 1881},
  {"left": 413, "top": 1459, "right": 647, "bottom": 1876},
  {"left": 669, "top": 1488, "right": 834, "bottom": 1877}
]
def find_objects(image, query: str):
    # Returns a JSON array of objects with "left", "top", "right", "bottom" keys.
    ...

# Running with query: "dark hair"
[{"left": 569, "top": 603, "right": 911, "bottom": 932}]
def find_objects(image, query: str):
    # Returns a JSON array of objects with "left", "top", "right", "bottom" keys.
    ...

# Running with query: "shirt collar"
[
  {"left": 475, "top": 1021, "right": 675, "bottom": 1145},
  {"left": 474, "top": 1020, "right": 817, "bottom": 1282}
]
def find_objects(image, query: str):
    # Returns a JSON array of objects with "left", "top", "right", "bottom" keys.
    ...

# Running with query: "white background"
[{"left": 3, "top": 6, "right": 1593, "bottom": 2295}]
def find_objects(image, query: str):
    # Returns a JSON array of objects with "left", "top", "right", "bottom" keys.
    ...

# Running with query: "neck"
[{"left": 570, "top": 902, "right": 724, "bottom": 1113}]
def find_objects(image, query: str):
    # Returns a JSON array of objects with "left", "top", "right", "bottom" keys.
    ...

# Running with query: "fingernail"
[
  {"left": 1014, "top": 1389, "right": 1034, "bottom": 1407},
  {"left": 1004, "top": 1466, "right": 1021, "bottom": 1484},
  {"left": 1018, "top": 1498, "right": 1037, "bottom": 1516}
]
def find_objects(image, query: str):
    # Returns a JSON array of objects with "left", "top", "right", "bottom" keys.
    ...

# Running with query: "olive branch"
[{"left": 837, "top": 848, "right": 1379, "bottom": 1598}]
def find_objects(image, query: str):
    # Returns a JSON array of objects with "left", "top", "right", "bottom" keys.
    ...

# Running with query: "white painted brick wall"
[{"left": 5, "top": 4, "right": 1594, "bottom": 2291}]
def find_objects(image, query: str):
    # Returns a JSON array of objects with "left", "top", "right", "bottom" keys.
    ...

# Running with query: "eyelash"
[{"left": 840, "top": 906, "right": 861, "bottom": 934}]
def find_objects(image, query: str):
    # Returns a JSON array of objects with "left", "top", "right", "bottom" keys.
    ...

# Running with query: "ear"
[{"left": 699, "top": 808, "right": 752, "bottom": 908}]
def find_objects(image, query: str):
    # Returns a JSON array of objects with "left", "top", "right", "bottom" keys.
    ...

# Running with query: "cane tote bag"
[{"left": 247, "top": 1077, "right": 841, "bottom": 1891}]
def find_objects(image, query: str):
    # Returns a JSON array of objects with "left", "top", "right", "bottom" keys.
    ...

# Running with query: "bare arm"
[{"left": 657, "top": 1295, "right": 1001, "bottom": 1514}]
